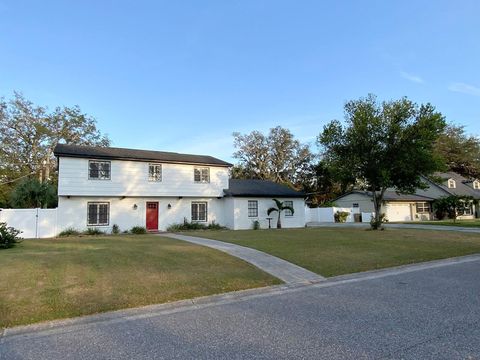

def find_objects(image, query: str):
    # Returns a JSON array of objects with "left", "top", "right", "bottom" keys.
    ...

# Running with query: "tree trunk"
[
  {"left": 277, "top": 212, "right": 282, "bottom": 229},
  {"left": 371, "top": 188, "right": 386, "bottom": 230}
]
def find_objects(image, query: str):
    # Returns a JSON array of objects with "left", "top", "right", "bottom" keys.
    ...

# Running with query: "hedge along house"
[
  {"left": 54, "top": 144, "right": 306, "bottom": 233},
  {"left": 334, "top": 172, "right": 480, "bottom": 222}
]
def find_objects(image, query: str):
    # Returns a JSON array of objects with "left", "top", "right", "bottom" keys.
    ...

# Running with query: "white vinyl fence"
[
  {"left": 305, "top": 206, "right": 365, "bottom": 223},
  {"left": 0, "top": 208, "right": 58, "bottom": 238}
]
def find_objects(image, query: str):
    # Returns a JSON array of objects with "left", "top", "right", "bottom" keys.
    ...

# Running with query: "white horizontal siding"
[{"left": 58, "top": 157, "right": 229, "bottom": 197}]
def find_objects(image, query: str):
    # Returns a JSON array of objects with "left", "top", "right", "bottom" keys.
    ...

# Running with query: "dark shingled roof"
[
  {"left": 224, "top": 179, "right": 305, "bottom": 198},
  {"left": 54, "top": 144, "right": 233, "bottom": 167},
  {"left": 335, "top": 190, "right": 435, "bottom": 202}
]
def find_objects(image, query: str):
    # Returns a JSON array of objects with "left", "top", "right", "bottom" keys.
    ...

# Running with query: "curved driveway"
[{"left": 164, "top": 233, "right": 324, "bottom": 284}]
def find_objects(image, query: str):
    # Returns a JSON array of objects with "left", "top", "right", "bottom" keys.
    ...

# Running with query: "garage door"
[{"left": 385, "top": 203, "right": 412, "bottom": 222}]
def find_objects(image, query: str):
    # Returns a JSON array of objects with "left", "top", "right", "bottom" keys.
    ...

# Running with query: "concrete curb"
[{"left": 3, "top": 253, "right": 480, "bottom": 341}]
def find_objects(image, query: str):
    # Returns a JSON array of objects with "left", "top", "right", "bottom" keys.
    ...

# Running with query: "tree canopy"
[
  {"left": 232, "top": 126, "right": 313, "bottom": 188},
  {"left": 0, "top": 92, "right": 110, "bottom": 207},
  {"left": 434, "top": 124, "right": 480, "bottom": 178},
  {"left": 318, "top": 94, "right": 446, "bottom": 229}
]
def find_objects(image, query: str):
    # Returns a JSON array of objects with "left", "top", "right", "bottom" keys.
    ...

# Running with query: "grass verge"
[
  {"left": 0, "top": 235, "right": 279, "bottom": 328},
  {"left": 189, "top": 227, "right": 480, "bottom": 277}
]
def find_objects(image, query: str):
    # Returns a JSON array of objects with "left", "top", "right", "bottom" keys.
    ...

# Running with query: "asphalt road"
[{"left": 2, "top": 258, "right": 480, "bottom": 360}]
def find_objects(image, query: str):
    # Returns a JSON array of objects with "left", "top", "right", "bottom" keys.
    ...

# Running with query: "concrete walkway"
[
  {"left": 307, "top": 222, "right": 480, "bottom": 233},
  {"left": 163, "top": 233, "right": 325, "bottom": 284}
]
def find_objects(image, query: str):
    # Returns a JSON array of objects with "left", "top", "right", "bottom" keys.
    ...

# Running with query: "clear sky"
[{"left": 1, "top": 1, "right": 479, "bottom": 162}]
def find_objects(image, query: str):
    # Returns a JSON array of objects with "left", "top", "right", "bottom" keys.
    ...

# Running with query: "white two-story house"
[{"left": 54, "top": 144, "right": 306, "bottom": 232}]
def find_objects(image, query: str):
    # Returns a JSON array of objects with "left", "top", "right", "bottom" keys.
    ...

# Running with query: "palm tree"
[{"left": 267, "top": 198, "right": 294, "bottom": 229}]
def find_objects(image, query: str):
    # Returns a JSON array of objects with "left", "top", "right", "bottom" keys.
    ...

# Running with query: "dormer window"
[
  {"left": 447, "top": 179, "right": 456, "bottom": 189},
  {"left": 474, "top": 180, "right": 480, "bottom": 190}
]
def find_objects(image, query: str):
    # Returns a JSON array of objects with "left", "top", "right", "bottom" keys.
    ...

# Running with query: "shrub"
[
  {"left": 166, "top": 220, "right": 226, "bottom": 232},
  {"left": 111, "top": 224, "right": 120, "bottom": 235},
  {"left": 130, "top": 226, "right": 147, "bottom": 234},
  {"left": 0, "top": 222, "right": 22, "bottom": 249},
  {"left": 58, "top": 227, "right": 81, "bottom": 237},
  {"left": 84, "top": 228, "right": 105, "bottom": 235},
  {"left": 370, "top": 213, "right": 387, "bottom": 230},
  {"left": 334, "top": 211, "right": 350, "bottom": 223},
  {"left": 252, "top": 220, "right": 260, "bottom": 230}
]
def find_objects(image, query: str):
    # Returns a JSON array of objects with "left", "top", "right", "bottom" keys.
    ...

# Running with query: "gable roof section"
[
  {"left": 334, "top": 190, "right": 434, "bottom": 202},
  {"left": 431, "top": 172, "right": 480, "bottom": 199},
  {"left": 224, "top": 179, "right": 305, "bottom": 198},
  {"left": 54, "top": 144, "right": 233, "bottom": 167}
]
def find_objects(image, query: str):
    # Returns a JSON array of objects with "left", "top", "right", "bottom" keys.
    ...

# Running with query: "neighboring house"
[
  {"left": 334, "top": 172, "right": 480, "bottom": 222},
  {"left": 54, "top": 144, "right": 305, "bottom": 232}
]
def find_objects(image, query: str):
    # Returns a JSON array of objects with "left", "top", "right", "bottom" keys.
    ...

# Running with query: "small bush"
[
  {"left": 84, "top": 228, "right": 105, "bottom": 235},
  {"left": 111, "top": 224, "right": 120, "bottom": 235},
  {"left": 167, "top": 220, "right": 226, "bottom": 232},
  {"left": 334, "top": 211, "right": 350, "bottom": 223},
  {"left": 252, "top": 220, "right": 260, "bottom": 230},
  {"left": 370, "top": 213, "right": 387, "bottom": 230},
  {"left": 130, "top": 226, "right": 147, "bottom": 234},
  {"left": 58, "top": 227, "right": 81, "bottom": 237},
  {"left": 0, "top": 222, "right": 22, "bottom": 249}
]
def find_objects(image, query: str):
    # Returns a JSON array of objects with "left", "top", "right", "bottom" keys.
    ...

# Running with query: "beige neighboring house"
[{"left": 334, "top": 172, "right": 480, "bottom": 222}]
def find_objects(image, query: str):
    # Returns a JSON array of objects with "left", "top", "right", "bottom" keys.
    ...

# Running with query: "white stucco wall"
[
  {"left": 230, "top": 198, "right": 305, "bottom": 230},
  {"left": 57, "top": 196, "right": 226, "bottom": 233}
]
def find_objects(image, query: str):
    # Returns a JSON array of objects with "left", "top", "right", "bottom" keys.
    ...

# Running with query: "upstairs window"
[
  {"left": 352, "top": 203, "right": 359, "bottom": 208},
  {"left": 284, "top": 200, "right": 294, "bottom": 217},
  {"left": 248, "top": 200, "right": 258, "bottom": 217},
  {"left": 194, "top": 167, "right": 210, "bottom": 183},
  {"left": 416, "top": 202, "right": 430, "bottom": 213},
  {"left": 148, "top": 164, "right": 162, "bottom": 182},
  {"left": 474, "top": 181, "right": 480, "bottom": 190},
  {"left": 87, "top": 202, "right": 109, "bottom": 226},
  {"left": 447, "top": 179, "right": 456, "bottom": 189},
  {"left": 89, "top": 160, "right": 111, "bottom": 180},
  {"left": 191, "top": 202, "right": 208, "bottom": 222}
]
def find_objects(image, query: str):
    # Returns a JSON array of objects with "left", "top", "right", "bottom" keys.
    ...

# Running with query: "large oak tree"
[{"left": 0, "top": 92, "right": 110, "bottom": 207}]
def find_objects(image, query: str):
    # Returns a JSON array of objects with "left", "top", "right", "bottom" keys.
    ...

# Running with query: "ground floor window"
[
  {"left": 248, "top": 200, "right": 258, "bottom": 217},
  {"left": 191, "top": 202, "right": 207, "bottom": 222},
  {"left": 87, "top": 202, "right": 109, "bottom": 226},
  {"left": 458, "top": 204, "right": 473, "bottom": 216},
  {"left": 284, "top": 200, "right": 294, "bottom": 216},
  {"left": 416, "top": 202, "right": 430, "bottom": 213}
]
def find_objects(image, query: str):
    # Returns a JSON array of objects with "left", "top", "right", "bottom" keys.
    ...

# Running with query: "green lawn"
[
  {"left": 189, "top": 227, "right": 480, "bottom": 277},
  {"left": 0, "top": 235, "right": 279, "bottom": 328},
  {"left": 404, "top": 219, "right": 480, "bottom": 228}
]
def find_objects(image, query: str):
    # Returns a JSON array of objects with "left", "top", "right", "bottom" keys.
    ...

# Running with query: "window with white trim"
[
  {"left": 284, "top": 201, "right": 294, "bottom": 217},
  {"left": 191, "top": 202, "right": 207, "bottom": 222},
  {"left": 473, "top": 181, "right": 480, "bottom": 190},
  {"left": 416, "top": 202, "right": 430, "bottom": 213},
  {"left": 447, "top": 179, "right": 456, "bottom": 189},
  {"left": 89, "top": 160, "right": 111, "bottom": 180},
  {"left": 194, "top": 167, "right": 210, "bottom": 183},
  {"left": 148, "top": 164, "right": 162, "bottom": 182},
  {"left": 458, "top": 203, "right": 473, "bottom": 216},
  {"left": 352, "top": 203, "right": 359, "bottom": 208},
  {"left": 87, "top": 202, "right": 109, "bottom": 226},
  {"left": 248, "top": 200, "right": 258, "bottom": 217}
]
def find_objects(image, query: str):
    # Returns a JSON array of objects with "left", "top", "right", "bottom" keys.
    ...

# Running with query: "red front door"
[{"left": 146, "top": 202, "right": 159, "bottom": 231}]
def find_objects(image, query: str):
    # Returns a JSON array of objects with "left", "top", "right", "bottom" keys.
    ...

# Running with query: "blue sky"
[{"left": 1, "top": 1, "right": 479, "bottom": 162}]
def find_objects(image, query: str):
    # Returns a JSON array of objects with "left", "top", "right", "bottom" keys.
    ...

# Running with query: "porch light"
[
  {"left": 167, "top": 204, "right": 172, "bottom": 209},
  {"left": 133, "top": 204, "right": 138, "bottom": 210}
]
